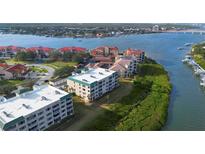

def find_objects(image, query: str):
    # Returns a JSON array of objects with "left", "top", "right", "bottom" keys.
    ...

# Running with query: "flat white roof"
[
  {"left": 68, "top": 68, "right": 116, "bottom": 85},
  {"left": 0, "top": 85, "right": 69, "bottom": 124}
]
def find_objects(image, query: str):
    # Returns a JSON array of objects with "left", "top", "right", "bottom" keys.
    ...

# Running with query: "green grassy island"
[
  {"left": 191, "top": 43, "right": 205, "bottom": 69},
  {"left": 82, "top": 59, "right": 172, "bottom": 131}
]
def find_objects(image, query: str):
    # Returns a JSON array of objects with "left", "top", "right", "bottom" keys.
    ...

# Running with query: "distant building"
[
  {"left": 152, "top": 25, "right": 160, "bottom": 32},
  {"left": 86, "top": 62, "right": 113, "bottom": 69},
  {"left": 110, "top": 57, "right": 137, "bottom": 77},
  {"left": 0, "top": 85, "right": 74, "bottom": 131},
  {"left": 91, "top": 46, "right": 119, "bottom": 57},
  {"left": 49, "top": 78, "right": 68, "bottom": 90},
  {"left": 58, "top": 47, "right": 87, "bottom": 53},
  {"left": 0, "top": 46, "right": 24, "bottom": 58},
  {"left": 0, "top": 64, "right": 29, "bottom": 79},
  {"left": 91, "top": 46, "right": 119, "bottom": 62},
  {"left": 124, "top": 48, "right": 145, "bottom": 62},
  {"left": 26, "top": 47, "right": 54, "bottom": 58},
  {"left": 67, "top": 68, "right": 119, "bottom": 102}
]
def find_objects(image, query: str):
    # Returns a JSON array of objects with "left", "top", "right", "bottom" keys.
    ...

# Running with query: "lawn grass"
[
  {"left": 193, "top": 54, "right": 205, "bottom": 69},
  {"left": 0, "top": 79, "right": 23, "bottom": 86},
  {"left": 29, "top": 66, "right": 48, "bottom": 73},
  {"left": 192, "top": 43, "right": 205, "bottom": 69},
  {"left": 44, "top": 61, "right": 77, "bottom": 69},
  {"left": 5, "top": 59, "right": 33, "bottom": 65}
]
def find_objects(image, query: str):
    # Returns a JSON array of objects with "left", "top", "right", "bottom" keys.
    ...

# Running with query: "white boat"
[
  {"left": 184, "top": 43, "right": 193, "bottom": 46},
  {"left": 187, "top": 60, "right": 194, "bottom": 66},
  {"left": 200, "top": 81, "right": 205, "bottom": 87},
  {"left": 194, "top": 68, "right": 205, "bottom": 75},
  {"left": 185, "top": 55, "right": 192, "bottom": 59},
  {"left": 177, "top": 47, "right": 184, "bottom": 50},
  {"left": 182, "top": 59, "right": 189, "bottom": 63}
]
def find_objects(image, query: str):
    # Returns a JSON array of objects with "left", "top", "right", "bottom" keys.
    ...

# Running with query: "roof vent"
[
  {"left": 0, "top": 96, "right": 6, "bottom": 103},
  {"left": 82, "top": 79, "right": 88, "bottom": 82},
  {"left": 41, "top": 96, "right": 48, "bottom": 101},
  {"left": 55, "top": 90, "right": 61, "bottom": 95},
  {"left": 2, "top": 111, "right": 13, "bottom": 118},
  {"left": 99, "top": 72, "right": 104, "bottom": 75},
  {"left": 90, "top": 75, "right": 96, "bottom": 78},
  {"left": 22, "top": 103, "right": 32, "bottom": 109}
]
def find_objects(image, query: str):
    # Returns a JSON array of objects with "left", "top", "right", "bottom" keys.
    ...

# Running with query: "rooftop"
[
  {"left": 68, "top": 67, "right": 116, "bottom": 85},
  {"left": 59, "top": 47, "right": 87, "bottom": 52},
  {"left": 0, "top": 85, "right": 69, "bottom": 124},
  {"left": 5, "top": 64, "right": 28, "bottom": 74},
  {"left": 124, "top": 48, "right": 145, "bottom": 56}
]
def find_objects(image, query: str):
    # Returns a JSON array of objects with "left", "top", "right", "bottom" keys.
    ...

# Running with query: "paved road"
[{"left": 26, "top": 64, "right": 55, "bottom": 85}]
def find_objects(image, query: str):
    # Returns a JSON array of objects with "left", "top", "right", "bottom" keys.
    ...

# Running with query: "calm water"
[{"left": 1, "top": 33, "right": 205, "bottom": 130}]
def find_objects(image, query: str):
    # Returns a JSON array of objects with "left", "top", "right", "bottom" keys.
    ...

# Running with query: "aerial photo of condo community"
[
  {"left": 2, "top": 23, "right": 205, "bottom": 131},
  {"left": 0, "top": 44, "right": 145, "bottom": 131}
]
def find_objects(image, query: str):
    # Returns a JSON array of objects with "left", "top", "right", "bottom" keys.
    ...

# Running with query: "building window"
[
  {"left": 53, "top": 108, "right": 60, "bottom": 113},
  {"left": 52, "top": 104, "right": 59, "bottom": 109},
  {"left": 53, "top": 112, "right": 60, "bottom": 117},
  {"left": 62, "top": 113, "right": 66, "bottom": 117},
  {"left": 27, "top": 114, "right": 36, "bottom": 121},
  {"left": 67, "top": 106, "right": 73, "bottom": 111},
  {"left": 18, "top": 120, "right": 25, "bottom": 126},
  {"left": 47, "top": 117, "right": 53, "bottom": 121},
  {"left": 28, "top": 120, "right": 37, "bottom": 127},
  {"left": 46, "top": 112, "right": 52, "bottom": 117},
  {"left": 46, "top": 107, "right": 51, "bottom": 112},
  {"left": 39, "top": 121, "right": 45, "bottom": 126},
  {"left": 38, "top": 111, "right": 44, "bottom": 116},
  {"left": 66, "top": 101, "right": 72, "bottom": 106},
  {"left": 39, "top": 116, "right": 44, "bottom": 121},
  {"left": 48, "top": 121, "right": 53, "bottom": 126},
  {"left": 61, "top": 105, "right": 65, "bottom": 108},
  {"left": 6, "top": 124, "right": 16, "bottom": 131},
  {"left": 28, "top": 125, "right": 38, "bottom": 131},
  {"left": 19, "top": 126, "right": 26, "bottom": 131}
]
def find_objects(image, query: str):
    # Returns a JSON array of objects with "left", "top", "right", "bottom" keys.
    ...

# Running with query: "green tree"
[
  {"left": 49, "top": 51, "right": 62, "bottom": 61},
  {"left": 0, "top": 85, "right": 16, "bottom": 95},
  {"left": 15, "top": 51, "right": 27, "bottom": 61},
  {"left": 54, "top": 66, "right": 74, "bottom": 78}
]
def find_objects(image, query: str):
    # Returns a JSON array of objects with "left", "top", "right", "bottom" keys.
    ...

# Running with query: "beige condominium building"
[
  {"left": 110, "top": 56, "right": 138, "bottom": 77},
  {"left": 67, "top": 68, "right": 119, "bottom": 102}
]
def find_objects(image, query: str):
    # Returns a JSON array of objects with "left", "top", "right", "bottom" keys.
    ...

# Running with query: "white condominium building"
[
  {"left": 0, "top": 85, "right": 74, "bottom": 131},
  {"left": 67, "top": 68, "right": 119, "bottom": 102}
]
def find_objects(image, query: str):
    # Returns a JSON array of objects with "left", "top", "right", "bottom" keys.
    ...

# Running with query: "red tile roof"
[
  {"left": 26, "top": 47, "right": 53, "bottom": 52},
  {"left": 6, "top": 64, "right": 28, "bottom": 74},
  {"left": 59, "top": 47, "right": 87, "bottom": 53},
  {"left": 93, "top": 56, "right": 113, "bottom": 62},
  {"left": 0, "top": 46, "right": 7, "bottom": 51},
  {"left": 124, "top": 48, "right": 144, "bottom": 56},
  {"left": 0, "top": 46, "right": 24, "bottom": 52},
  {"left": 0, "top": 63, "right": 10, "bottom": 68},
  {"left": 91, "top": 46, "right": 119, "bottom": 56}
]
